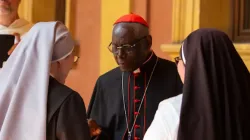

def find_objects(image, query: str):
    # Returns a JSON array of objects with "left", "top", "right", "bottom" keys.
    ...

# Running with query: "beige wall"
[
  {"left": 18, "top": 0, "right": 56, "bottom": 22},
  {"left": 148, "top": 0, "right": 172, "bottom": 59},
  {"left": 65, "top": 0, "right": 101, "bottom": 107},
  {"left": 132, "top": 0, "right": 173, "bottom": 60}
]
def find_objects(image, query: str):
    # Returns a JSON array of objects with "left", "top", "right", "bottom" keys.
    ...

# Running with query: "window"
[{"left": 233, "top": 0, "right": 250, "bottom": 42}]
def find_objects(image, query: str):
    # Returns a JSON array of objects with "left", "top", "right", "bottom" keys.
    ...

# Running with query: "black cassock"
[
  {"left": 87, "top": 53, "right": 183, "bottom": 140},
  {"left": 46, "top": 76, "right": 91, "bottom": 140}
]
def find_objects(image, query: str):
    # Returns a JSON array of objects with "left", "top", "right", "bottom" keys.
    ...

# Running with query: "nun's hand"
[
  {"left": 88, "top": 119, "right": 102, "bottom": 137},
  {"left": 8, "top": 33, "right": 21, "bottom": 55}
]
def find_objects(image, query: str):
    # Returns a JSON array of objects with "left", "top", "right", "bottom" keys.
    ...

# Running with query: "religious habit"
[
  {"left": 88, "top": 52, "right": 183, "bottom": 140},
  {"left": 0, "top": 18, "right": 33, "bottom": 36}
]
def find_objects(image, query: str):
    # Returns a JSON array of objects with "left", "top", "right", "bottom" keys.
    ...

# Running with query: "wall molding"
[
  {"left": 164, "top": 0, "right": 249, "bottom": 70},
  {"left": 161, "top": 44, "right": 250, "bottom": 71},
  {"left": 18, "top": 0, "right": 33, "bottom": 22},
  {"left": 65, "top": 0, "right": 75, "bottom": 33},
  {"left": 171, "top": 0, "right": 200, "bottom": 43}
]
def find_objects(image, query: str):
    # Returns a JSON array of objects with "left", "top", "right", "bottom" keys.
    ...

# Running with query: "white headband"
[{"left": 181, "top": 42, "right": 186, "bottom": 64}]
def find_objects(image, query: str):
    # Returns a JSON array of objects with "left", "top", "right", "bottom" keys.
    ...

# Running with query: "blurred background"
[{"left": 18, "top": 0, "right": 250, "bottom": 107}]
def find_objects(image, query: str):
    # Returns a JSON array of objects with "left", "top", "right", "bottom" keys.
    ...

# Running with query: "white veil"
[{"left": 0, "top": 21, "right": 74, "bottom": 140}]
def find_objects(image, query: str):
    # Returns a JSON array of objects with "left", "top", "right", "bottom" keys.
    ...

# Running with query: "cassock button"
[
  {"left": 134, "top": 99, "right": 141, "bottom": 103},
  {"left": 134, "top": 86, "right": 140, "bottom": 90},
  {"left": 134, "top": 125, "right": 140, "bottom": 129},
  {"left": 134, "top": 112, "right": 140, "bottom": 115},
  {"left": 134, "top": 137, "right": 140, "bottom": 140}
]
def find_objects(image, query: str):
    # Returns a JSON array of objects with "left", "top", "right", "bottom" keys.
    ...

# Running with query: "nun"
[
  {"left": 144, "top": 28, "right": 250, "bottom": 140},
  {"left": 0, "top": 21, "right": 91, "bottom": 140}
]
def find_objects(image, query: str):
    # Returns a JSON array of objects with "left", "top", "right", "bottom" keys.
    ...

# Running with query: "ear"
[{"left": 146, "top": 35, "right": 152, "bottom": 50}]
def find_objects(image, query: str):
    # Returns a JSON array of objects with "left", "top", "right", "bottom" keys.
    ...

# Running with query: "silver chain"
[{"left": 121, "top": 57, "right": 159, "bottom": 138}]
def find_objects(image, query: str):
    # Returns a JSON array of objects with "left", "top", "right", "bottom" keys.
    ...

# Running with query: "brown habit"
[{"left": 46, "top": 77, "right": 91, "bottom": 140}]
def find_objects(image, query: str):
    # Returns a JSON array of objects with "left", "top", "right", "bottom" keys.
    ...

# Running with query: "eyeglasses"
[
  {"left": 174, "top": 56, "right": 181, "bottom": 64},
  {"left": 107, "top": 36, "right": 147, "bottom": 55}
]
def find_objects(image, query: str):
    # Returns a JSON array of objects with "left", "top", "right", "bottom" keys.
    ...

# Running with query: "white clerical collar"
[{"left": 0, "top": 18, "right": 30, "bottom": 29}]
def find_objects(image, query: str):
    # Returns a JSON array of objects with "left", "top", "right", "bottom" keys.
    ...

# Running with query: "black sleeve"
[
  {"left": 87, "top": 78, "right": 111, "bottom": 140},
  {"left": 56, "top": 92, "right": 91, "bottom": 140}
]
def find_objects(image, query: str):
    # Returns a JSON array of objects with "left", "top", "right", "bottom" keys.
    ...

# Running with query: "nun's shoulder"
[
  {"left": 47, "top": 76, "right": 82, "bottom": 121},
  {"left": 48, "top": 76, "right": 77, "bottom": 96}
]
